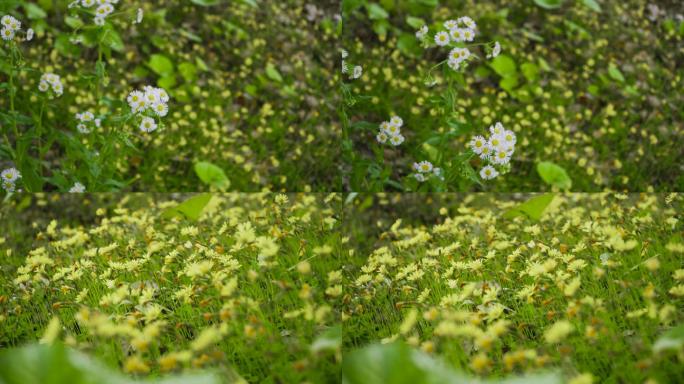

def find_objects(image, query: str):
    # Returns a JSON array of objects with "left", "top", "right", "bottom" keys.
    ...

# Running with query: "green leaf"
[
  {"left": 520, "top": 62, "right": 539, "bottom": 82},
  {"left": 264, "top": 63, "right": 283, "bottom": 83},
  {"left": 653, "top": 324, "right": 684, "bottom": 353},
  {"left": 310, "top": 325, "right": 342, "bottom": 353},
  {"left": 406, "top": 16, "right": 425, "bottom": 29},
  {"left": 608, "top": 64, "right": 625, "bottom": 83},
  {"left": 533, "top": 0, "right": 564, "bottom": 9},
  {"left": 537, "top": 161, "right": 572, "bottom": 190},
  {"left": 367, "top": 3, "right": 389, "bottom": 20},
  {"left": 64, "top": 16, "right": 84, "bottom": 29},
  {"left": 343, "top": 342, "right": 562, "bottom": 384},
  {"left": 148, "top": 54, "right": 174, "bottom": 77},
  {"left": 0, "top": 343, "right": 224, "bottom": 384},
  {"left": 581, "top": 0, "right": 601, "bottom": 12},
  {"left": 178, "top": 62, "right": 197, "bottom": 82},
  {"left": 23, "top": 3, "right": 47, "bottom": 19},
  {"left": 397, "top": 33, "right": 420, "bottom": 56},
  {"left": 503, "top": 194, "right": 556, "bottom": 221},
  {"left": 489, "top": 55, "right": 517, "bottom": 78},
  {"left": 190, "top": 0, "right": 220, "bottom": 6},
  {"left": 194, "top": 162, "right": 230, "bottom": 190},
  {"left": 162, "top": 194, "right": 213, "bottom": 221}
]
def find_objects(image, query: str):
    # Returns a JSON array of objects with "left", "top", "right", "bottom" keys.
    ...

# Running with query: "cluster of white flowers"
[
  {"left": 469, "top": 122, "right": 516, "bottom": 180},
  {"left": 411, "top": 161, "right": 443, "bottom": 183},
  {"left": 75, "top": 111, "right": 101, "bottom": 134},
  {"left": 416, "top": 16, "right": 489, "bottom": 71},
  {"left": 376, "top": 115, "right": 405, "bottom": 146},
  {"left": 38, "top": 73, "right": 64, "bottom": 97},
  {"left": 69, "top": 182, "right": 86, "bottom": 193},
  {"left": 127, "top": 86, "right": 169, "bottom": 133},
  {"left": 68, "top": 0, "right": 120, "bottom": 26},
  {"left": 1, "top": 15, "right": 30, "bottom": 42},
  {"left": 1, "top": 167, "right": 21, "bottom": 193},
  {"left": 341, "top": 49, "right": 363, "bottom": 80}
]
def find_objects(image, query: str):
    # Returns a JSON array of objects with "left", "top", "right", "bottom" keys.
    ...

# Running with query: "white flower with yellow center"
[
  {"left": 434, "top": 31, "right": 450, "bottom": 46},
  {"left": 480, "top": 165, "right": 499, "bottom": 180}
]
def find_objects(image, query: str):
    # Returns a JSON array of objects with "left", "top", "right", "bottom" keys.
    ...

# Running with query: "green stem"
[{"left": 36, "top": 99, "right": 46, "bottom": 177}]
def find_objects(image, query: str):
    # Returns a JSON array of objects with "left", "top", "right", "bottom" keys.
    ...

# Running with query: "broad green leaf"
[
  {"left": 537, "top": 161, "right": 572, "bottom": 189},
  {"left": 653, "top": 324, "right": 684, "bottom": 353},
  {"left": 521, "top": 62, "right": 539, "bottom": 82},
  {"left": 421, "top": 142, "right": 440, "bottom": 163},
  {"left": 343, "top": 342, "right": 562, "bottom": 384},
  {"left": 503, "top": 194, "right": 556, "bottom": 221},
  {"left": 608, "top": 64, "right": 625, "bottom": 83},
  {"left": 162, "top": 194, "right": 213, "bottom": 221},
  {"left": 178, "top": 62, "right": 197, "bottom": 82},
  {"left": 0, "top": 343, "right": 224, "bottom": 384},
  {"left": 194, "top": 162, "right": 230, "bottom": 190},
  {"left": 397, "top": 33, "right": 420, "bottom": 56},
  {"left": 406, "top": 16, "right": 425, "bottom": 29},
  {"left": 265, "top": 63, "right": 283, "bottom": 83},
  {"left": 581, "top": 0, "right": 601, "bottom": 12},
  {"left": 367, "top": 3, "right": 389, "bottom": 20},
  {"left": 489, "top": 55, "right": 517, "bottom": 77},
  {"left": 190, "top": 0, "right": 220, "bottom": 6},
  {"left": 533, "top": 0, "right": 564, "bottom": 9},
  {"left": 148, "top": 54, "right": 174, "bottom": 77},
  {"left": 310, "top": 325, "right": 342, "bottom": 353},
  {"left": 23, "top": 3, "right": 47, "bottom": 19}
]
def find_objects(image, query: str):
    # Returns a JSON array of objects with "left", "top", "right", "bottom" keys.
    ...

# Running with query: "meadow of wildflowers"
[
  {"left": 341, "top": 1, "right": 684, "bottom": 191},
  {"left": 1, "top": 0, "right": 683, "bottom": 383},
  {"left": 0, "top": 193, "right": 343, "bottom": 382},
  {"left": 342, "top": 193, "right": 684, "bottom": 383},
  {"left": 1, "top": 1, "right": 340, "bottom": 192}
]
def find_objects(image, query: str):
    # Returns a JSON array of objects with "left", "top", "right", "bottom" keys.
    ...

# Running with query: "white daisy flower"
[
  {"left": 449, "top": 28, "right": 464, "bottom": 43},
  {"left": 127, "top": 90, "right": 145, "bottom": 109},
  {"left": 38, "top": 80, "right": 49, "bottom": 92},
  {"left": 94, "top": 16, "right": 105, "bottom": 26},
  {"left": 490, "top": 122, "right": 505, "bottom": 135},
  {"left": 1, "top": 167, "right": 21, "bottom": 183},
  {"left": 26, "top": 28, "right": 34, "bottom": 41},
  {"left": 341, "top": 49, "right": 348, "bottom": 59},
  {"left": 77, "top": 123, "right": 90, "bottom": 134},
  {"left": 2, "top": 180, "right": 15, "bottom": 193},
  {"left": 69, "top": 182, "right": 86, "bottom": 193},
  {"left": 469, "top": 135, "right": 487, "bottom": 154},
  {"left": 81, "top": 0, "right": 96, "bottom": 7},
  {"left": 415, "top": 161, "right": 433, "bottom": 173},
  {"left": 491, "top": 149, "right": 511, "bottom": 165},
  {"left": 384, "top": 124, "right": 401, "bottom": 136},
  {"left": 389, "top": 134, "right": 404, "bottom": 146},
  {"left": 139, "top": 117, "right": 157, "bottom": 133},
  {"left": 434, "top": 31, "right": 450, "bottom": 46},
  {"left": 502, "top": 129, "right": 517, "bottom": 146},
  {"left": 389, "top": 115, "right": 403, "bottom": 128},
  {"left": 480, "top": 165, "right": 499, "bottom": 180},
  {"left": 462, "top": 28, "right": 475, "bottom": 42},
  {"left": 95, "top": 4, "right": 114, "bottom": 17},
  {"left": 444, "top": 20, "right": 458, "bottom": 30},
  {"left": 414, "top": 173, "right": 426, "bottom": 182},
  {"left": 379, "top": 121, "right": 392, "bottom": 133},
  {"left": 1, "top": 27, "right": 15, "bottom": 41},
  {"left": 479, "top": 144, "right": 493, "bottom": 161},
  {"left": 152, "top": 102, "right": 168, "bottom": 117},
  {"left": 458, "top": 16, "right": 476, "bottom": 30},
  {"left": 376, "top": 131, "right": 388, "bottom": 144},
  {"left": 135, "top": 8, "right": 144, "bottom": 24}
]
